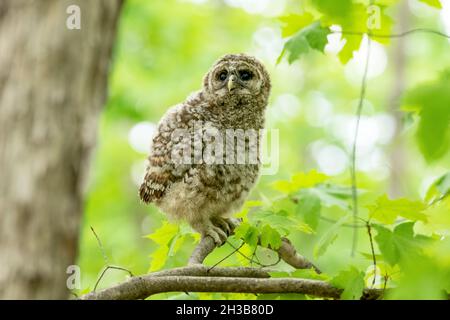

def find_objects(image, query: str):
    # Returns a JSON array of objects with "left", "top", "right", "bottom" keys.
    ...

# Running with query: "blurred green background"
[{"left": 76, "top": 0, "right": 450, "bottom": 298}]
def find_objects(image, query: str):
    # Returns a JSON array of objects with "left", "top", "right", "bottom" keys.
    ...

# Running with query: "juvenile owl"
[{"left": 140, "top": 54, "right": 271, "bottom": 245}]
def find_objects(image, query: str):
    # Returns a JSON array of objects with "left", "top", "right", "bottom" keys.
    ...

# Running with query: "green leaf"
[
  {"left": 419, "top": 0, "right": 442, "bottom": 9},
  {"left": 364, "top": 261, "right": 401, "bottom": 288},
  {"left": 252, "top": 210, "right": 291, "bottom": 231},
  {"left": 271, "top": 180, "right": 295, "bottom": 194},
  {"left": 296, "top": 222, "right": 315, "bottom": 234},
  {"left": 292, "top": 170, "right": 329, "bottom": 189},
  {"left": 331, "top": 266, "right": 365, "bottom": 300},
  {"left": 281, "top": 34, "right": 310, "bottom": 64},
  {"left": 296, "top": 192, "right": 321, "bottom": 230},
  {"left": 278, "top": 22, "right": 330, "bottom": 64},
  {"left": 387, "top": 255, "right": 449, "bottom": 299},
  {"left": 235, "top": 200, "right": 264, "bottom": 219},
  {"left": 425, "top": 172, "right": 450, "bottom": 204},
  {"left": 425, "top": 184, "right": 441, "bottom": 204},
  {"left": 145, "top": 221, "right": 179, "bottom": 245},
  {"left": 311, "top": 1, "right": 393, "bottom": 64},
  {"left": 373, "top": 0, "right": 401, "bottom": 5},
  {"left": 306, "top": 184, "right": 354, "bottom": 209},
  {"left": 252, "top": 209, "right": 314, "bottom": 236},
  {"left": 234, "top": 222, "right": 251, "bottom": 239},
  {"left": 260, "top": 224, "right": 282, "bottom": 250},
  {"left": 235, "top": 243, "right": 255, "bottom": 266},
  {"left": 279, "top": 13, "right": 315, "bottom": 37},
  {"left": 416, "top": 197, "right": 450, "bottom": 236},
  {"left": 402, "top": 71, "right": 450, "bottom": 162},
  {"left": 314, "top": 215, "right": 350, "bottom": 258},
  {"left": 244, "top": 200, "right": 264, "bottom": 207},
  {"left": 234, "top": 222, "right": 259, "bottom": 248},
  {"left": 146, "top": 222, "right": 181, "bottom": 272},
  {"left": 338, "top": 35, "right": 363, "bottom": 64},
  {"left": 374, "top": 222, "right": 432, "bottom": 266},
  {"left": 312, "top": 0, "right": 353, "bottom": 18},
  {"left": 434, "top": 172, "right": 450, "bottom": 195},
  {"left": 245, "top": 227, "right": 260, "bottom": 248},
  {"left": 272, "top": 170, "right": 329, "bottom": 194},
  {"left": 303, "top": 23, "right": 330, "bottom": 52},
  {"left": 366, "top": 194, "right": 427, "bottom": 224},
  {"left": 271, "top": 197, "right": 297, "bottom": 214},
  {"left": 149, "top": 245, "right": 169, "bottom": 272},
  {"left": 167, "top": 233, "right": 185, "bottom": 257}
]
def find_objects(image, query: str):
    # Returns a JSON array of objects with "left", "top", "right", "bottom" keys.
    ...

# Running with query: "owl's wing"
[{"left": 139, "top": 104, "right": 192, "bottom": 203}]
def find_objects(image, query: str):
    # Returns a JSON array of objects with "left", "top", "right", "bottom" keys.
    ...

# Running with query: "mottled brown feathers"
[{"left": 139, "top": 53, "right": 271, "bottom": 244}]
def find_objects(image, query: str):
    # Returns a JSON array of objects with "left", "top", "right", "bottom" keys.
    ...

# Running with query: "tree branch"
[
  {"left": 149, "top": 265, "right": 271, "bottom": 279},
  {"left": 81, "top": 276, "right": 339, "bottom": 300},
  {"left": 80, "top": 225, "right": 379, "bottom": 300},
  {"left": 80, "top": 265, "right": 383, "bottom": 300},
  {"left": 80, "top": 238, "right": 387, "bottom": 300},
  {"left": 188, "top": 236, "right": 217, "bottom": 265},
  {"left": 277, "top": 238, "right": 321, "bottom": 273}
]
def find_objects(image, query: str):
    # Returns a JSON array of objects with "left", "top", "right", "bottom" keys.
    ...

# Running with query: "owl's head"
[{"left": 203, "top": 54, "right": 271, "bottom": 103}]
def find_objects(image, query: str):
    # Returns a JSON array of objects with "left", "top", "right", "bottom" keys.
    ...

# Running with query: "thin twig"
[
  {"left": 427, "top": 192, "right": 449, "bottom": 207},
  {"left": 208, "top": 242, "right": 245, "bottom": 271},
  {"left": 350, "top": 31, "right": 372, "bottom": 257},
  {"left": 226, "top": 241, "right": 265, "bottom": 267},
  {"left": 383, "top": 273, "right": 389, "bottom": 292},
  {"left": 90, "top": 226, "right": 109, "bottom": 265},
  {"left": 90, "top": 226, "right": 134, "bottom": 291},
  {"left": 333, "top": 28, "right": 450, "bottom": 40},
  {"left": 93, "top": 265, "right": 134, "bottom": 291},
  {"left": 250, "top": 244, "right": 259, "bottom": 267},
  {"left": 320, "top": 216, "right": 366, "bottom": 228},
  {"left": 227, "top": 241, "right": 282, "bottom": 268},
  {"left": 366, "top": 222, "right": 377, "bottom": 288}
]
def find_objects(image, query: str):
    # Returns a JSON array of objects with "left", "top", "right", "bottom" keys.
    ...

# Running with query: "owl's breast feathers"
[{"left": 139, "top": 88, "right": 266, "bottom": 205}]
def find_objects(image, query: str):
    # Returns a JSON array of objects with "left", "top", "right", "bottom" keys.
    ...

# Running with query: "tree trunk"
[{"left": 0, "top": 0, "right": 122, "bottom": 299}]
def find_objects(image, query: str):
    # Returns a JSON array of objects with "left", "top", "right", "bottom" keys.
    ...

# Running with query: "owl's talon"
[
  {"left": 212, "top": 217, "right": 231, "bottom": 236},
  {"left": 226, "top": 218, "right": 240, "bottom": 232},
  {"left": 204, "top": 225, "right": 228, "bottom": 246},
  {"left": 212, "top": 217, "right": 239, "bottom": 236}
]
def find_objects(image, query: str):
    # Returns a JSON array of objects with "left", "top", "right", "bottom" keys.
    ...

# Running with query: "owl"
[{"left": 139, "top": 53, "right": 271, "bottom": 245}]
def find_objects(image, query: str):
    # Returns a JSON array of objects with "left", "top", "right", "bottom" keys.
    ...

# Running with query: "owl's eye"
[
  {"left": 239, "top": 70, "right": 253, "bottom": 81},
  {"left": 217, "top": 71, "right": 228, "bottom": 81}
]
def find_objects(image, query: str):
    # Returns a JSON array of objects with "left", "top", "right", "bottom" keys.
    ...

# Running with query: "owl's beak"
[{"left": 227, "top": 75, "right": 237, "bottom": 92}]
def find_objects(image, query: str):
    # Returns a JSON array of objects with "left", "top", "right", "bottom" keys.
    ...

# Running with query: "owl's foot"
[
  {"left": 201, "top": 222, "right": 228, "bottom": 246},
  {"left": 211, "top": 217, "right": 239, "bottom": 236}
]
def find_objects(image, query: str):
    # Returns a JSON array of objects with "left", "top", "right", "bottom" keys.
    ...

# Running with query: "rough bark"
[
  {"left": 82, "top": 275, "right": 344, "bottom": 300},
  {"left": 0, "top": 0, "right": 122, "bottom": 299},
  {"left": 80, "top": 265, "right": 384, "bottom": 300}
]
